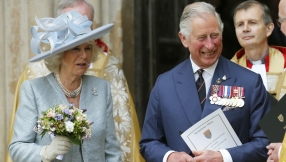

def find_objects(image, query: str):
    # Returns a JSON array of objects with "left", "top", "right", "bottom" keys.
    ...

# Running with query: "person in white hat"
[{"left": 8, "top": 11, "right": 122, "bottom": 162}]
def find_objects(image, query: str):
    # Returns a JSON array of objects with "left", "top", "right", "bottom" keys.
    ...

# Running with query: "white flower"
[
  {"left": 69, "top": 109, "right": 74, "bottom": 115},
  {"left": 110, "top": 78, "right": 128, "bottom": 105},
  {"left": 76, "top": 116, "right": 83, "bottom": 122},
  {"left": 113, "top": 104, "right": 131, "bottom": 133},
  {"left": 65, "top": 121, "right": 75, "bottom": 133},
  {"left": 58, "top": 104, "right": 65, "bottom": 109},
  {"left": 105, "top": 56, "right": 124, "bottom": 79},
  {"left": 115, "top": 132, "right": 131, "bottom": 160}
]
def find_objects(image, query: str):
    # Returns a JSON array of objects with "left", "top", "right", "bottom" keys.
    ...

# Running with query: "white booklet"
[{"left": 181, "top": 109, "right": 242, "bottom": 151}]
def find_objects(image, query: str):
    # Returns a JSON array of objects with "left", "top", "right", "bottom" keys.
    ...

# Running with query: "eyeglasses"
[{"left": 277, "top": 17, "right": 286, "bottom": 27}]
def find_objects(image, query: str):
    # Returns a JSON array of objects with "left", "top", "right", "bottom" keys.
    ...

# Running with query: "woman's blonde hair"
[{"left": 44, "top": 40, "right": 101, "bottom": 73}]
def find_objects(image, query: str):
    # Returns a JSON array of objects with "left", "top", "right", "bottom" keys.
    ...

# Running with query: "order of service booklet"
[{"left": 181, "top": 108, "right": 242, "bottom": 151}]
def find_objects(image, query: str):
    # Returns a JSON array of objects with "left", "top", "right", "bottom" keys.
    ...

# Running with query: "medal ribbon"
[
  {"left": 227, "top": 86, "right": 231, "bottom": 98},
  {"left": 224, "top": 86, "right": 228, "bottom": 99},
  {"left": 218, "top": 85, "right": 223, "bottom": 97}
]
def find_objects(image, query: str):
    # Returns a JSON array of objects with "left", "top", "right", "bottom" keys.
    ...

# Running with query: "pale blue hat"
[{"left": 29, "top": 11, "right": 113, "bottom": 62}]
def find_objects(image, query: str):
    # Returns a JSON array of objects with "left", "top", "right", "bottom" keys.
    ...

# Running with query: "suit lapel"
[
  {"left": 79, "top": 75, "right": 89, "bottom": 109},
  {"left": 173, "top": 60, "right": 202, "bottom": 125},
  {"left": 46, "top": 73, "right": 69, "bottom": 105},
  {"left": 202, "top": 57, "right": 237, "bottom": 118}
]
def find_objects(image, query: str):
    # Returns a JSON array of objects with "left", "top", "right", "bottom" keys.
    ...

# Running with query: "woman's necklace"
[{"left": 54, "top": 73, "right": 82, "bottom": 98}]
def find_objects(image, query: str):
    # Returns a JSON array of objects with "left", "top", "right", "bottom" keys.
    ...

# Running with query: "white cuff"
[
  {"left": 163, "top": 150, "right": 176, "bottom": 162},
  {"left": 219, "top": 149, "right": 233, "bottom": 162}
]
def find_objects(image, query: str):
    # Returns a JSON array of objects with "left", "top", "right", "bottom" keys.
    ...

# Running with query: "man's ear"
[
  {"left": 178, "top": 32, "right": 188, "bottom": 48},
  {"left": 266, "top": 23, "right": 274, "bottom": 37}
]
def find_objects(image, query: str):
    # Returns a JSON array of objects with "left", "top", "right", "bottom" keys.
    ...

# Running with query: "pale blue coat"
[{"left": 9, "top": 73, "right": 122, "bottom": 162}]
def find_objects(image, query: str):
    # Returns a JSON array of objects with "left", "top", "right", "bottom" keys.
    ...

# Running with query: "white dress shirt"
[{"left": 250, "top": 60, "right": 268, "bottom": 90}]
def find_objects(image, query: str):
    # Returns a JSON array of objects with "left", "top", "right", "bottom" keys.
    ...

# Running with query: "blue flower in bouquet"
[
  {"left": 34, "top": 104, "right": 93, "bottom": 145},
  {"left": 62, "top": 108, "right": 71, "bottom": 115},
  {"left": 55, "top": 114, "right": 63, "bottom": 120}
]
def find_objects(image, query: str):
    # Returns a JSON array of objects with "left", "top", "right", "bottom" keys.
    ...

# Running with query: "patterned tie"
[{"left": 196, "top": 69, "right": 206, "bottom": 108}]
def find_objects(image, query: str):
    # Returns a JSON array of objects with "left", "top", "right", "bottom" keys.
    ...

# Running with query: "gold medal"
[
  {"left": 219, "top": 98, "right": 225, "bottom": 106},
  {"left": 225, "top": 98, "right": 229, "bottom": 106},
  {"left": 231, "top": 97, "right": 237, "bottom": 107},
  {"left": 216, "top": 78, "right": 221, "bottom": 85},
  {"left": 209, "top": 94, "right": 218, "bottom": 104},
  {"left": 238, "top": 87, "right": 245, "bottom": 107},
  {"left": 240, "top": 99, "right": 245, "bottom": 107},
  {"left": 236, "top": 98, "right": 241, "bottom": 107}
]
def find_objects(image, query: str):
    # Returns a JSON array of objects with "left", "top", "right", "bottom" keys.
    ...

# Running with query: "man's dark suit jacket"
[{"left": 140, "top": 56, "right": 271, "bottom": 162}]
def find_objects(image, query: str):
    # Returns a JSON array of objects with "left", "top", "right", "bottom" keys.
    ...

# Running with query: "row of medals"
[{"left": 209, "top": 85, "right": 245, "bottom": 107}]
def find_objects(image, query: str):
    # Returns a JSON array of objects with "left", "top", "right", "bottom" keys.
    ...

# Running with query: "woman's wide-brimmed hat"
[{"left": 29, "top": 11, "right": 113, "bottom": 62}]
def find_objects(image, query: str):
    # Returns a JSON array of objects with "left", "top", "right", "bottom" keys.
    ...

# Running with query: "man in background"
[
  {"left": 6, "top": 0, "right": 144, "bottom": 162},
  {"left": 231, "top": 0, "right": 286, "bottom": 100}
]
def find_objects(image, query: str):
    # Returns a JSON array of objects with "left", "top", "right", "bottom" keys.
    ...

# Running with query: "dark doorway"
[{"left": 134, "top": 0, "right": 286, "bottom": 128}]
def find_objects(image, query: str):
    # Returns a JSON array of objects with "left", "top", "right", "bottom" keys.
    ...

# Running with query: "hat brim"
[{"left": 29, "top": 23, "right": 114, "bottom": 62}]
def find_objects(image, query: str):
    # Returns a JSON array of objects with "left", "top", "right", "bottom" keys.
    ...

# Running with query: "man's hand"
[
  {"left": 192, "top": 150, "right": 223, "bottom": 162},
  {"left": 167, "top": 152, "right": 195, "bottom": 162},
  {"left": 267, "top": 143, "right": 281, "bottom": 162}
]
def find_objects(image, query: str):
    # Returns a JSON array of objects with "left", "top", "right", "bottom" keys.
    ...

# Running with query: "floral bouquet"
[{"left": 34, "top": 104, "right": 93, "bottom": 160}]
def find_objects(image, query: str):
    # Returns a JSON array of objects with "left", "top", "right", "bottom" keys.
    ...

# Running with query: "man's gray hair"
[
  {"left": 179, "top": 2, "right": 224, "bottom": 38},
  {"left": 57, "top": 0, "right": 94, "bottom": 19}
]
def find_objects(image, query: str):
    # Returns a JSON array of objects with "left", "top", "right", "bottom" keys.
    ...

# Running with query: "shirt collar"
[
  {"left": 190, "top": 55, "right": 218, "bottom": 76},
  {"left": 247, "top": 49, "right": 269, "bottom": 65}
]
